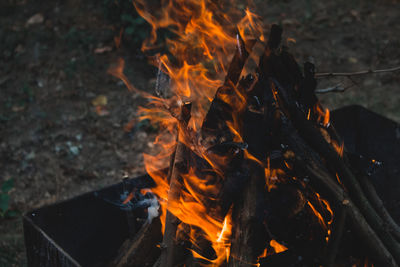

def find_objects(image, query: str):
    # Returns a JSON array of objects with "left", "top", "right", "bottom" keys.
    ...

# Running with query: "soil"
[{"left": 0, "top": 0, "right": 399, "bottom": 266}]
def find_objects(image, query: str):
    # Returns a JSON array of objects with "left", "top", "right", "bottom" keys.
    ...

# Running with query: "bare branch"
[
  {"left": 315, "top": 66, "right": 400, "bottom": 78},
  {"left": 315, "top": 84, "right": 345, "bottom": 94}
]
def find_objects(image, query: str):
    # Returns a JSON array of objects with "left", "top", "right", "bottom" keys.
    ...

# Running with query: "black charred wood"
[
  {"left": 266, "top": 24, "right": 282, "bottom": 51},
  {"left": 201, "top": 34, "right": 255, "bottom": 148},
  {"left": 224, "top": 33, "right": 251, "bottom": 85},
  {"left": 228, "top": 162, "right": 269, "bottom": 267},
  {"left": 298, "top": 61, "right": 318, "bottom": 110}
]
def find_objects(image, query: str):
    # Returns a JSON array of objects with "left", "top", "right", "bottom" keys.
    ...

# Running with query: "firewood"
[
  {"left": 324, "top": 203, "right": 347, "bottom": 267},
  {"left": 143, "top": 23, "right": 400, "bottom": 267},
  {"left": 112, "top": 218, "right": 162, "bottom": 267},
  {"left": 315, "top": 65, "right": 400, "bottom": 78},
  {"left": 273, "top": 106, "right": 397, "bottom": 266},
  {"left": 303, "top": 159, "right": 398, "bottom": 267},
  {"left": 159, "top": 103, "right": 192, "bottom": 267},
  {"left": 228, "top": 162, "right": 267, "bottom": 267},
  {"left": 255, "top": 23, "right": 400, "bottom": 264},
  {"left": 354, "top": 172, "right": 400, "bottom": 241},
  {"left": 227, "top": 25, "right": 292, "bottom": 267},
  {"left": 201, "top": 33, "right": 255, "bottom": 148}
]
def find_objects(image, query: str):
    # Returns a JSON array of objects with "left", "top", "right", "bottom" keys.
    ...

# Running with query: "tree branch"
[
  {"left": 315, "top": 66, "right": 400, "bottom": 78},
  {"left": 315, "top": 84, "right": 345, "bottom": 94}
]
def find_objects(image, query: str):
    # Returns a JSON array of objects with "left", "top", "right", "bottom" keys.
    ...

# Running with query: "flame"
[
  {"left": 323, "top": 108, "right": 330, "bottom": 127},
  {"left": 238, "top": 8, "right": 265, "bottom": 43},
  {"left": 123, "top": 192, "right": 134, "bottom": 204},
  {"left": 332, "top": 140, "right": 344, "bottom": 157},
  {"left": 127, "top": 2, "right": 266, "bottom": 263},
  {"left": 110, "top": 0, "right": 343, "bottom": 262},
  {"left": 259, "top": 247, "right": 268, "bottom": 258},
  {"left": 314, "top": 104, "right": 330, "bottom": 127},
  {"left": 131, "top": 0, "right": 265, "bottom": 130},
  {"left": 307, "top": 192, "right": 334, "bottom": 242},
  {"left": 270, "top": 240, "right": 288, "bottom": 253},
  {"left": 264, "top": 157, "right": 284, "bottom": 192},
  {"left": 307, "top": 201, "right": 327, "bottom": 229},
  {"left": 257, "top": 239, "right": 287, "bottom": 265},
  {"left": 286, "top": 37, "right": 296, "bottom": 44},
  {"left": 108, "top": 0, "right": 343, "bottom": 264}
]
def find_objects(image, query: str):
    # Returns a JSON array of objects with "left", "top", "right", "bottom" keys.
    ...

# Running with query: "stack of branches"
[{"left": 115, "top": 25, "right": 400, "bottom": 267}]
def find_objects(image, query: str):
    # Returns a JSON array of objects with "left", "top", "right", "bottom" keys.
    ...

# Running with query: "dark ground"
[{"left": 0, "top": 0, "right": 399, "bottom": 266}]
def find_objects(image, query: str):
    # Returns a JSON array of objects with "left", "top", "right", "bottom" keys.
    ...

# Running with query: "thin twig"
[
  {"left": 315, "top": 66, "right": 400, "bottom": 78},
  {"left": 315, "top": 84, "right": 345, "bottom": 94}
]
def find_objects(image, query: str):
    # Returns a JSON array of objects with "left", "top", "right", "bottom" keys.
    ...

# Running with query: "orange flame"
[
  {"left": 323, "top": 108, "right": 330, "bottom": 127},
  {"left": 127, "top": 2, "right": 266, "bottom": 264},
  {"left": 122, "top": 192, "right": 134, "bottom": 204},
  {"left": 307, "top": 192, "right": 334, "bottom": 242},
  {"left": 332, "top": 140, "right": 344, "bottom": 157},
  {"left": 270, "top": 239, "right": 288, "bottom": 253},
  {"left": 314, "top": 104, "right": 330, "bottom": 127},
  {"left": 110, "top": 0, "right": 286, "bottom": 265},
  {"left": 111, "top": 1, "right": 342, "bottom": 264}
]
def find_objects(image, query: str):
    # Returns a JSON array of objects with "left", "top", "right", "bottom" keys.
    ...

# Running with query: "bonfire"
[{"left": 107, "top": 1, "right": 400, "bottom": 266}]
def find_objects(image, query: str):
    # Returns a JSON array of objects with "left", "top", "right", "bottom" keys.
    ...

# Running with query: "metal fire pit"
[{"left": 23, "top": 105, "right": 400, "bottom": 267}]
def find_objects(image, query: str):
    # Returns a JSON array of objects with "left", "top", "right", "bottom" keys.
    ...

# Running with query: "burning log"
[
  {"left": 229, "top": 24, "right": 400, "bottom": 266},
  {"left": 159, "top": 102, "right": 192, "bottom": 267},
  {"left": 228, "top": 162, "right": 267, "bottom": 267}
]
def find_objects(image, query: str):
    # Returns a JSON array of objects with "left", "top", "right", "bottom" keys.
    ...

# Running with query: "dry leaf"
[
  {"left": 92, "top": 95, "right": 108, "bottom": 106},
  {"left": 348, "top": 57, "right": 358, "bottom": 63},
  {"left": 94, "top": 46, "right": 113, "bottom": 54},
  {"left": 12, "top": 105, "right": 25, "bottom": 112},
  {"left": 26, "top": 13, "right": 44, "bottom": 26}
]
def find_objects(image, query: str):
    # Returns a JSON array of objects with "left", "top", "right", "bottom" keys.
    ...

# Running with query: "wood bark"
[{"left": 228, "top": 163, "right": 265, "bottom": 267}]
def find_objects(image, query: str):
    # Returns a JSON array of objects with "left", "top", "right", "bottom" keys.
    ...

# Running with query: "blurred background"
[{"left": 0, "top": 0, "right": 399, "bottom": 265}]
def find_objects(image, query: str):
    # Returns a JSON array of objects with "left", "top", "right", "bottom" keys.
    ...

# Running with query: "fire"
[
  {"left": 270, "top": 239, "right": 288, "bottom": 253},
  {"left": 314, "top": 103, "right": 330, "bottom": 127},
  {"left": 122, "top": 192, "right": 134, "bottom": 205},
  {"left": 332, "top": 140, "right": 344, "bottom": 157},
  {"left": 323, "top": 108, "right": 330, "bottom": 127},
  {"left": 264, "top": 157, "right": 284, "bottom": 192},
  {"left": 111, "top": 0, "right": 336, "bottom": 265},
  {"left": 121, "top": 1, "right": 266, "bottom": 264},
  {"left": 307, "top": 192, "right": 334, "bottom": 242}
]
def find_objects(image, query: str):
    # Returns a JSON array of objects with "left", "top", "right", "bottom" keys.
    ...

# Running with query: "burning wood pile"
[{"left": 109, "top": 1, "right": 400, "bottom": 266}]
